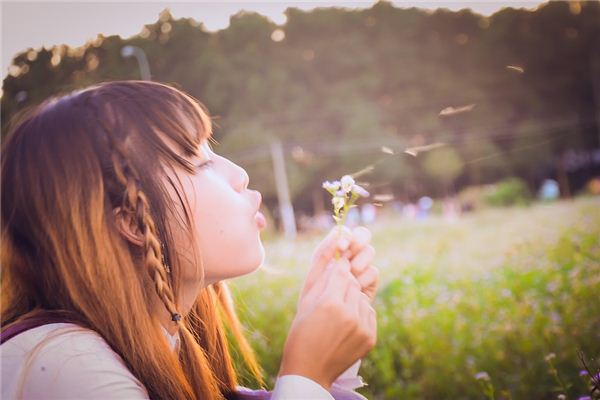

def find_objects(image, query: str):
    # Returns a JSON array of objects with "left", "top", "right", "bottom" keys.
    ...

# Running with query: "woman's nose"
[{"left": 230, "top": 161, "right": 249, "bottom": 192}]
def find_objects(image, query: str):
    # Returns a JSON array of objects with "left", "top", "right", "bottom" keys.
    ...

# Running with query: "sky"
[{"left": 1, "top": 1, "right": 548, "bottom": 78}]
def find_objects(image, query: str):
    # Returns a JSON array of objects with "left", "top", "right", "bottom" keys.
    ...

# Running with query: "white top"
[{"left": 1, "top": 323, "right": 363, "bottom": 399}]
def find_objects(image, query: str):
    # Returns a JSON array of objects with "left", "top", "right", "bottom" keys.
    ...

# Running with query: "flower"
[
  {"left": 341, "top": 175, "right": 355, "bottom": 193},
  {"left": 557, "top": 395, "right": 566, "bottom": 400},
  {"left": 332, "top": 196, "right": 345, "bottom": 213},
  {"left": 474, "top": 372, "right": 490, "bottom": 381},
  {"left": 322, "top": 180, "right": 341, "bottom": 192},
  {"left": 352, "top": 184, "right": 370, "bottom": 198},
  {"left": 545, "top": 353, "right": 556, "bottom": 362},
  {"left": 323, "top": 174, "right": 370, "bottom": 226},
  {"left": 335, "top": 189, "right": 346, "bottom": 198}
]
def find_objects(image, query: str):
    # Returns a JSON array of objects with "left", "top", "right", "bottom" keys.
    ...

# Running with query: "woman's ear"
[{"left": 113, "top": 207, "right": 144, "bottom": 247}]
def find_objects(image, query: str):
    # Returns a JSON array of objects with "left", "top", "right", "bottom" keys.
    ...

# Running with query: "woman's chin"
[{"left": 229, "top": 245, "right": 266, "bottom": 279}]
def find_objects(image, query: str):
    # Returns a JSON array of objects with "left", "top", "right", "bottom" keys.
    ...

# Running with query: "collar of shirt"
[{"left": 160, "top": 326, "right": 180, "bottom": 351}]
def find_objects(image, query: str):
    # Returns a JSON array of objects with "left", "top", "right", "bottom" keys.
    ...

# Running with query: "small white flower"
[
  {"left": 544, "top": 353, "right": 556, "bottom": 362},
  {"left": 352, "top": 184, "right": 370, "bottom": 198},
  {"left": 323, "top": 174, "right": 370, "bottom": 226},
  {"left": 340, "top": 175, "right": 355, "bottom": 193},
  {"left": 332, "top": 196, "right": 345, "bottom": 212},
  {"left": 474, "top": 372, "right": 490, "bottom": 381},
  {"left": 322, "top": 180, "right": 341, "bottom": 191}
]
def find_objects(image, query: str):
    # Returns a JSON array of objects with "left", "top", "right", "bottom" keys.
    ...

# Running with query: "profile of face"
[{"left": 164, "top": 141, "right": 266, "bottom": 289}]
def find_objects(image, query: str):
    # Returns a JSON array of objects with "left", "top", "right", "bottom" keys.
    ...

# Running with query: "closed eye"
[{"left": 196, "top": 159, "right": 214, "bottom": 170}]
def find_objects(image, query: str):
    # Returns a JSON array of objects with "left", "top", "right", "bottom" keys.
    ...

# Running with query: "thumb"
[
  {"left": 300, "top": 258, "right": 351, "bottom": 310},
  {"left": 302, "top": 226, "right": 353, "bottom": 297}
]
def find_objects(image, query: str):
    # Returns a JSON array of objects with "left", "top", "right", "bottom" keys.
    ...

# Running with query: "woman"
[{"left": 1, "top": 81, "right": 379, "bottom": 399}]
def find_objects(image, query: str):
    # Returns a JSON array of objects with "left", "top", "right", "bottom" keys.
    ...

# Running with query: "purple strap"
[
  {"left": 1, "top": 313, "right": 77, "bottom": 345},
  {"left": 1, "top": 313, "right": 367, "bottom": 400},
  {"left": 233, "top": 386, "right": 367, "bottom": 400}
]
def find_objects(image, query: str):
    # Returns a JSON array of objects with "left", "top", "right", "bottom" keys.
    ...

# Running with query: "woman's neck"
[{"left": 156, "top": 279, "right": 211, "bottom": 335}]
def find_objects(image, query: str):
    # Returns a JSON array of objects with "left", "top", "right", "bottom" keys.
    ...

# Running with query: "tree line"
[{"left": 2, "top": 1, "right": 599, "bottom": 213}]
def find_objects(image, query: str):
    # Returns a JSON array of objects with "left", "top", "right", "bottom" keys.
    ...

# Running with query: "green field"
[{"left": 230, "top": 196, "right": 600, "bottom": 399}]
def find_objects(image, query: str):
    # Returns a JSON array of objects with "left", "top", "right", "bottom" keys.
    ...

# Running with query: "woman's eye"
[{"left": 196, "top": 159, "right": 214, "bottom": 170}]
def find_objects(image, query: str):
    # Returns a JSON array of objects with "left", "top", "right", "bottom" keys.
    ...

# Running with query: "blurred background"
[{"left": 2, "top": 1, "right": 599, "bottom": 399}]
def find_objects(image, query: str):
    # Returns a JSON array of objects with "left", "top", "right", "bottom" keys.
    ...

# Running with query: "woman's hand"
[
  {"left": 280, "top": 226, "right": 380, "bottom": 390},
  {"left": 344, "top": 226, "right": 379, "bottom": 303},
  {"left": 300, "top": 226, "right": 379, "bottom": 304},
  {"left": 279, "top": 257, "right": 377, "bottom": 390}
]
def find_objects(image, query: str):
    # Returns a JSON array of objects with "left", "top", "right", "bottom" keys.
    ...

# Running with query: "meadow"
[{"left": 230, "top": 196, "right": 600, "bottom": 399}]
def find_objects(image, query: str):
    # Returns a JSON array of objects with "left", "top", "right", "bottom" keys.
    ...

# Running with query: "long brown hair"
[{"left": 1, "top": 80, "right": 263, "bottom": 399}]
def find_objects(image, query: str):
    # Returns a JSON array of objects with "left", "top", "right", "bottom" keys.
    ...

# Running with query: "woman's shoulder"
[{"left": 1, "top": 322, "right": 149, "bottom": 399}]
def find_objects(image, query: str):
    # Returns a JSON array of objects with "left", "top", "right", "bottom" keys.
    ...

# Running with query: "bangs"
[{"left": 87, "top": 81, "right": 214, "bottom": 174}]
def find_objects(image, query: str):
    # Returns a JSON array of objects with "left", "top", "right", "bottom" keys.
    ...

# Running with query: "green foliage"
[
  {"left": 484, "top": 177, "right": 532, "bottom": 207},
  {"left": 421, "top": 147, "right": 465, "bottom": 190},
  {"left": 230, "top": 197, "right": 600, "bottom": 399},
  {"left": 2, "top": 1, "right": 600, "bottom": 209}
]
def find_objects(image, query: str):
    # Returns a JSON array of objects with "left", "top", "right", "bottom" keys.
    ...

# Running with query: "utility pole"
[
  {"left": 270, "top": 139, "right": 296, "bottom": 239},
  {"left": 591, "top": 46, "right": 600, "bottom": 148},
  {"left": 120, "top": 45, "right": 151, "bottom": 80}
]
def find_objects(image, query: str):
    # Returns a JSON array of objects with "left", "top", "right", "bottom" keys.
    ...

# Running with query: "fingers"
[
  {"left": 322, "top": 258, "right": 353, "bottom": 300},
  {"left": 348, "top": 226, "right": 372, "bottom": 255},
  {"left": 309, "top": 226, "right": 353, "bottom": 278},
  {"left": 350, "top": 286, "right": 377, "bottom": 354},
  {"left": 355, "top": 265, "right": 380, "bottom": 300},
  {"left": 344, "top": 280, "right": 362, "bottom": 316},
  {"left": 303, "top": 258, "right": 351, "bottom": 308},
  {"left": 358, "top": 293, "right": 376, "bottom": 330},
  {"left": 301, "top": 225, "right": 375, "bottom": 309},
  {"left": 349, "top": 245, "right": 375, "bottom": 275}
]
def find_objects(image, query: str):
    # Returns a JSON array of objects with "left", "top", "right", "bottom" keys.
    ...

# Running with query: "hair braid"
[{"left": 94, "top": 101, "right": 182, "bottom": 323}]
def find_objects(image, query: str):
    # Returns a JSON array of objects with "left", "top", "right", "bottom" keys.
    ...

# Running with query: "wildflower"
[
  {"left": 557, "top": 395, "right": 566, "bottom": 400},
  {"left": 545, "top": 353, "right": 556, "bottom": 362},
  {"left": 322, "top": 180, "right": 341, "bottom": 191},
  {"left": 332, "top": 196, "right": 345, "bottom": 213},
  {"left": 340, "top": 175, "right": 355, "bottom": 193},
  {"left": 352, "top": 184, "right": 369, "bottom": 198},
  {"left": 323, "top": 174, "right": 370, "bottom": 226},
  {"left": 335, "top": 189, "right": 346, "bottom": 198},
  {"left": 475, "top": 372, "right": 490, "bottom": 381},
  {"left": 577, "top": 396, "right": 591, "bottom": 400},
  {"left": 579, "top": 370, "right": 588, "bottom": 376}
]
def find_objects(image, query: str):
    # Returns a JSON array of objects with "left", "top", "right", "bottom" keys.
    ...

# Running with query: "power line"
[{"left": 223, "top": 115, "right": 593, "bottom": 165}]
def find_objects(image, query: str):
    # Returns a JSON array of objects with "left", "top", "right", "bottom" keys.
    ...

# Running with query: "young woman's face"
[{"left": 165, "top": 141, "right": 266, "bottom": 287}]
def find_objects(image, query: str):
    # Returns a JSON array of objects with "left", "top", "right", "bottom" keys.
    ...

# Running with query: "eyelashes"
[{"left": 196, "top": 159, "right": 214, "bottom": 170}]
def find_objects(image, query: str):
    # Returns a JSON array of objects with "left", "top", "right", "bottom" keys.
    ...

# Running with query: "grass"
[{"left": 229, "top": 196, "right": 600, "bottom": 399}]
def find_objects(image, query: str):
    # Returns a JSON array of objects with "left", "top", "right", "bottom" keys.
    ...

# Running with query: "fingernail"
[{"left": 338, "top": 238, "right": 350, "bottom": 251}]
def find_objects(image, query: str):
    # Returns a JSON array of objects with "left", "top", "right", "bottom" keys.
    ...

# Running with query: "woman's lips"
[{"left": 255, "top": 211, "right": 267, "bottom": 229}]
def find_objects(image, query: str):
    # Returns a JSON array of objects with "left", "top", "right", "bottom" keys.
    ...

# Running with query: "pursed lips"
[{"left": 250, "top": 190, "right": 262, "bottom": 214}]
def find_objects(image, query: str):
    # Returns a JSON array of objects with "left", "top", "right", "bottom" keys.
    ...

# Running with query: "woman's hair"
[{"left": 1, "top": 80, "right": 263, "bottom": 399}]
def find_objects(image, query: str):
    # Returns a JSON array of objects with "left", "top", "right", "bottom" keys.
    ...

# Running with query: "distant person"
[
  {"left": 346, "top": 207, "right": 361, "bottom": 226},
  {"left": 417, "top": 196, "right": 433, "bottom": 220},
  {"left": 1, "top": 81, "right": 379, "bottom": 400},
  {"left": 360, "top": 204, "right": 377, "bottom": 225},
  {"left": 538, "top": 179, "right": 560, "bottom": 201},
  {"left": 442, "top": 197, "right": 460, "bottom": 221}
]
